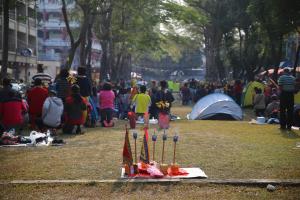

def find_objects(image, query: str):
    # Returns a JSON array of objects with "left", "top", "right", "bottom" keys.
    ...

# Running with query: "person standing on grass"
[
  {"left": 149, "top": 80, "right": 159, "bottom": 119},
  {"left": 278, "top": 67, "right": 296, "bottom": 130},
  {"left": 180, "top": 83, "right": 191, "bottom": 105},
  {"left": 27, "top": 78, "right": 48, "bottom": 129},
  {"left": 233, "top": 80, "right": 243, "bottom": 106},
  {"left": 55, "top": 68, "right": 71, "bottom": 103},
  {"left": 99, "top": 82, "right": 115, "bottom": 127},
  {"left": 131, "top": 85, "right": 151, "bottom": 119},
  {"left": 76, "top": 67, "right": 92, "bottom": 124}
]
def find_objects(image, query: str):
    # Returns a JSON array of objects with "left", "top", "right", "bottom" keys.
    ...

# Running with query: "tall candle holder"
[
  {"left": 160, "top": 130, "right": 168, "bottom": 175},
  {"left": 173, "top": 134, "right": 178, "bottom": 164},
  {"left": 171, "top": 133, "right": 179, "bottom": 174},
  {"left": 132, "top": 132, "right": 138, "bottom": 163},
  {"left": 152, "top": 130, "right": 157, "bottom": 161},
  {"left": 132, "top": 131, "right": 138, "bottom": 174}
]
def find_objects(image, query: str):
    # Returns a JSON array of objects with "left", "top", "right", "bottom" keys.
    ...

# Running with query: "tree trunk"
[
  {"left": 62, "top": 0, "right": 88, "bottom": 69},
  {"left": 79, "top": 36, "right": 86, "bottom": 67},
  {"left": 0, "top": 0, "right": 9, "bottom": 81},
  {"left": 272, "top": 35, "right": 283, "bottom": 82},
  {"left": 99, "top": 5, "right": 113, "bottom": 82},
  {"left": 293, "top": 40, "right": 300, "bottom": 77},
  {"left": 204, "top": 26, "right": 221, "bottom": 81},
  {"left": 111, "top": 52, "right": 122, "bottom": 81},
  {"left": 100, "top": 41, "right": 109, "bottom": 81},
  {"left": 85, "top": 16, "right": 94, "bottom": 82}
]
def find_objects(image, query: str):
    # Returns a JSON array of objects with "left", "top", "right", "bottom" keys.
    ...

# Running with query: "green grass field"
[{"left": 1, "top": 105, "right": 300, "bottom": 199}]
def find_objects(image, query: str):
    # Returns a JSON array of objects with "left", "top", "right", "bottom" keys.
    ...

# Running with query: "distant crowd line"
[{"left": 0, "top": 66, "right": 297, "bottom": 135}]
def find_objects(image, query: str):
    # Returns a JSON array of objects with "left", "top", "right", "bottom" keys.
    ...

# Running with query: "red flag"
[
  {"left": 123, "top": 126, "right": 133, "bottom": 166},
  {"left": 140, "top": 127, "right": 150, "bottom": 163}
]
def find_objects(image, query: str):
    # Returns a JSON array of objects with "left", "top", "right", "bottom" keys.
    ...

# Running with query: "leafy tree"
[{"left": 0, "top": 0, "right": 10, "bottom": 81}]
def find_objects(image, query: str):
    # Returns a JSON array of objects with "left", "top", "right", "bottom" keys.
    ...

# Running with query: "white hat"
[{"left": 256, "top": 117, "right": 266, "bottom": 124}]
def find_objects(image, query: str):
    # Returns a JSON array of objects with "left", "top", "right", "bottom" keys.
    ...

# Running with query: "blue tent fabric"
[
  {"left": 188, "top": 93, "right": 243, "bottom": 120},
  {"left": 279, "top": 60, "right": 293, "bottom": 68},
  {"left": 88, "top": 96, "right": 99, "bottom": 122}
]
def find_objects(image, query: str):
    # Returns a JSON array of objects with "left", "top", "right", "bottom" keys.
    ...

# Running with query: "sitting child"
[{"left": 265, "top": 94, "right": 280, "bottom": 124}]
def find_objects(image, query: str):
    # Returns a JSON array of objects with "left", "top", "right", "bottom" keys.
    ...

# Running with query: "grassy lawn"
[{"left": 0, "top": 104, "right": 300, "bottom": 199}]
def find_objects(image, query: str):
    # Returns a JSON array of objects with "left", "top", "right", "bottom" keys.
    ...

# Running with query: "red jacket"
[
  {"left": 0, "top": 99, "right": 26, "bottom": 127},
  {"left": 27, "top": 87, "right": 48, "bottom": 115},
  {"left": 64, "top": 96, "right": 88, "bottom": 125}
]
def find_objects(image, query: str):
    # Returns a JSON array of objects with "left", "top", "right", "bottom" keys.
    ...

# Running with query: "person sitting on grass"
[
  {"left": 0, "top": 85, "right": 26, "bottom": 134},
  {"left": 63, "top": 85, "right": 88, "bottom": 134},
  {"left": 99, "top": 82, "right": 115, "bottom": 127},
  {"left": 27, "top": 78, "right": 48, "bottom": 129},
  {"left": 131, "top": 85, "right": 151, "bottom": 121},
  {"left": 36, "top": 90, "right": 64, "bottom": 135},
  {"left": 265, "top": 95, "right": 280, "bottom": 119},
  {"left": 265, "top": 94, "right": 280, "bottom": 124},
  {"left": 253, "top": 88, "right": 266, "bottom": 117}
]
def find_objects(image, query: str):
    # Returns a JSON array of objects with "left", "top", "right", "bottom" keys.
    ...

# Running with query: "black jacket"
[{"left": 76, "top": 76, "right": 92, "bottom": 97}]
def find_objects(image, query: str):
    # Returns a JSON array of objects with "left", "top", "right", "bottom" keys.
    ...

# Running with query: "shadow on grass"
[
  {"left": 110, "top": 181, "right": 146, "bottom": 193},
  {"left": 279, "top": 129, "right": 300, "bottom": 139},
  {"left": 110, "top": 181, "right": 178, "bottom": 194}
]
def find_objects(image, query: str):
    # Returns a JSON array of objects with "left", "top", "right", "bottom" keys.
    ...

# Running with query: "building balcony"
[
  {"left": 37, "top": 1, "right": 75, "bottom": 11},
  {"left": 42, "top": 39, "right": 70, "bottom": 47},
  {"left": 38, "top": 20, "right": 79, "bottom": 29},
  {"left": 0, "top": 50, "right": 37, "bottom": 64},
  {"left": 38, "top": 52, "right": 62, "bottom": 61}
]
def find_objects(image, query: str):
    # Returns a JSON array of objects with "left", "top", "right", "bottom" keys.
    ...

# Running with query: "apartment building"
[
  {"left": 37, "top": 0, "right": 102, "bottom": 79},
  {"left": 0, "top": 0, "right": 38, "bottom": 82}
]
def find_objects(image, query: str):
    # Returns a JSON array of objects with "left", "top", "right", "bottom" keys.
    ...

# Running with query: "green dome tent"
[
  {"left": 294, "top": 92, "right": 300, "bottom": 104},
  {"left": 241, "top": 81, "right": 265, "bottom": 107}
]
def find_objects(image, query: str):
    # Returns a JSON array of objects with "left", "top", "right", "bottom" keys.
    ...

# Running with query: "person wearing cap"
[
  {"left": 32, "top": 64, "right": 52, "bottom": 86},
  {"left": 27, "top": 78, "right": 48, "bottom": 129},
  {"left": 278, "top": 67, "right": 296, "bottom": 130},
  {"left": 36, "top": 90, "right": 64, "bottom": 133}
]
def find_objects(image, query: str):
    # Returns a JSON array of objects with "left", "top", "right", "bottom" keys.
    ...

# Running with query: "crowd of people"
[
  {"left": 0, "top": 66, "right": 176, "bottom": 135},
  {"left": 0, "top": 65, "right": 298, "bottom": 136}
]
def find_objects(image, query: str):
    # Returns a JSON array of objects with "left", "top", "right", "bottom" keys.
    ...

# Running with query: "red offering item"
[
  {"left": 147, "top": 165, "right": 164, "bottom": 178},
  {"left": 128, "top": 111, "right": 136, "bottom": 129},
  {"left": 138, "top": 162, "right": 149, "bottom": 174},
  {"left": 167, "top": 167, "right": 189, "bottom": 176},
  {"left": 158, "top": 112, "right": 170, "bottom": 129},
  {"left": 144, "top": 112, "right": 149, "bottom": 128}
]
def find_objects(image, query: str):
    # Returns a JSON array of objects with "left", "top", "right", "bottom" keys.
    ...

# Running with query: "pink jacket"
[{"left": 99, "top": 90, "right": 115, "bottom": 109}]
